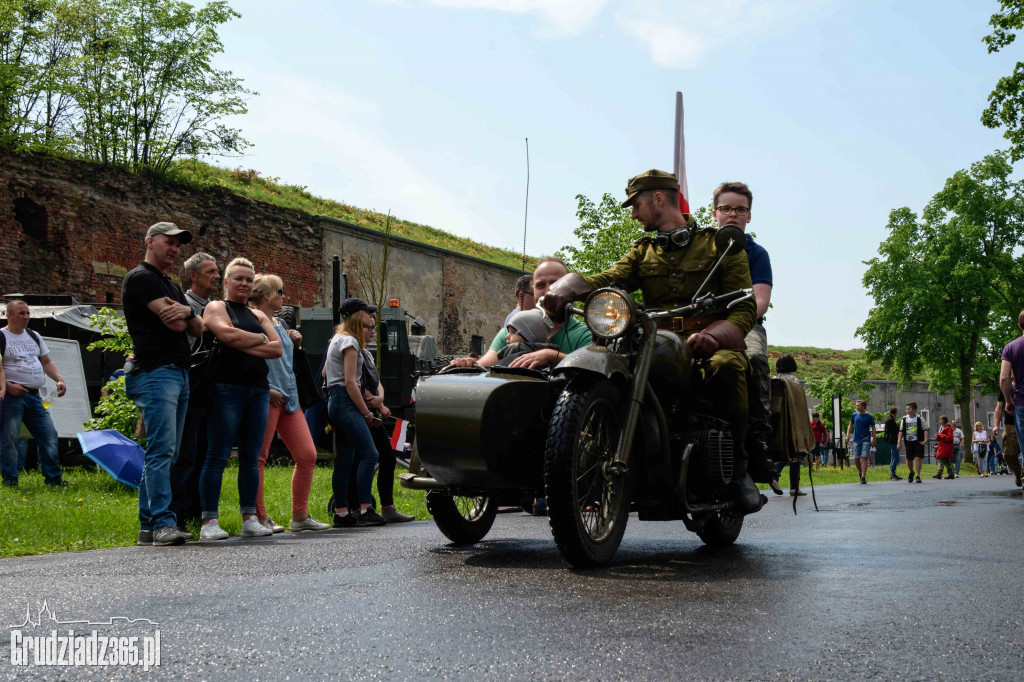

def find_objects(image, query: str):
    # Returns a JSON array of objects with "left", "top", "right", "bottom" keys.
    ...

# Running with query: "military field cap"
[
  {"left": 339, "top": 297, "right": 377, "bottom": 318},
  {"left": 622, "top": 169, "right": 679, "bottom": 208},
  {"left": 146, "top": 221, "right": 193, "bottom": 244}
]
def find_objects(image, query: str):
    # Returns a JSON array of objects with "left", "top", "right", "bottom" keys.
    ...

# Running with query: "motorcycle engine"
[{"left": 687, "top": 428, "right": 734, "bottom": 486}]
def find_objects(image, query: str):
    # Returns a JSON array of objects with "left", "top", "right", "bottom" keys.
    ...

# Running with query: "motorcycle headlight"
[{"left": 584, "top": 290, "right": 633, "bottom": 339}]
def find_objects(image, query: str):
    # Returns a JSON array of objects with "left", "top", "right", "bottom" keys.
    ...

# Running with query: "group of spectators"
[{"left": 60, "top": 220, "right": 414, "bottom": 547}]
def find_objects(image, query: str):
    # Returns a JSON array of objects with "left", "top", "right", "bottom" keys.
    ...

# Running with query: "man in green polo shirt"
[{"left": 449, "top": 257, "right": 592, "bottom": 369}]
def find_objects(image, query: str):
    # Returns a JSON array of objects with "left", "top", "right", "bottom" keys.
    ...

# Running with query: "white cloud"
[
  {"left": 616, "top": 0, "right": 822, "bottom": 70},
  {"left": 409, "top": 0, "right": 613, "bottom": 37},
  {"left": 226, "top": 69, "right": 503, "bottom": 248}
]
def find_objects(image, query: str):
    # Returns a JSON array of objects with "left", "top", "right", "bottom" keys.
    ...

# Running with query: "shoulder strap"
[
  {"left": 0, "top": 328, "right": 42, "bottom": 354},
  {"left": 224, "top": 301, "right": 241, "bottom": 327}
]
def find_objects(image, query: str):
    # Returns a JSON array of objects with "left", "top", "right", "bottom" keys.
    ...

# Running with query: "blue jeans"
[
  {"left": 125, "top": 366, "right": 190, "bottom": 530},
  {"left": 889, "top": 444, "right": 900, "bottom": 476},
  {"left": 852, "top": 441, "right": 871, "bottom": 459},
  {"left": 1016, "top": 405, "right": 1024, "bottom": 460},
  {"left": 988, "top": 449, "right": 999, "bottom": 474},
  {"left": 953, "top": 446, "right": 963, "bottom": 474},
  {"left": 200, "top": 383, "right": 269, "bottom": 519},
  {"left": 1, "top": 391, "right": 62, "bottom": 485},
  {"left": 327, "top": 387, "right": 379, "bottom": 509}
]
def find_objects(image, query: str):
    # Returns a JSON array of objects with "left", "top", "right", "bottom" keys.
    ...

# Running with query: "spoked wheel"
[
  {"left": 426, "top": 491, "right": 497, "bottom": 545},
  {"left": 696, "top": 510, "right": 743, "bottom": 546},
  {"left": 545, "top": 379, "right": 630, "bottom": 568}
]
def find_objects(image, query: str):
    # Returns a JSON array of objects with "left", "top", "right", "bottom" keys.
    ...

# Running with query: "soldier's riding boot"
[{"left": 730, "top": 412, "right": 765, "bottom": 514}]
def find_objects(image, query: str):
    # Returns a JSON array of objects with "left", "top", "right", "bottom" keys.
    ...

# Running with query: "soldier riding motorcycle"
[{"left": 404, "top": 170, "right": 769, "bottom": 568}]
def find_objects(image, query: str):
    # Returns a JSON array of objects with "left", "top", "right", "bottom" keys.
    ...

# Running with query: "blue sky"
[{"left": 210, "top": 0, "right": 1015, "bottom": 348}]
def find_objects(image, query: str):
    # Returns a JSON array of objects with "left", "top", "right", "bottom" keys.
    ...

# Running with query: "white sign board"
[{"left": 27, "top": 337, "right": 93, "bottom": 439}]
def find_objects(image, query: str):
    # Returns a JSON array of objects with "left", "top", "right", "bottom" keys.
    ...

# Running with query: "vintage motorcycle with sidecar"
[{"left": 399, "top": 225, "right": 767, "bottom": 567}]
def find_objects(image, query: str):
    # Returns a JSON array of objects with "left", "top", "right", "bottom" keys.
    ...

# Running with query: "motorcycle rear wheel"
[
  {"left": 426, "top": 492, "right": 497, "bottom": 545},
  {"left": 545, "top": 379, "right": 630, "bottom": 568},
  {"left": 696, "top": 510, "right": 743, "bottom": 546}
]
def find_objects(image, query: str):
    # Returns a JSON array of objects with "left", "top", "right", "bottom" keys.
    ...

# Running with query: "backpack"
[{"left": 0, "top": 327, "right": 42, "bottom": 357}]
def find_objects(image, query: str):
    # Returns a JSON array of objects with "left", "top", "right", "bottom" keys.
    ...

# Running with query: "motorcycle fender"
[{"left": 551, "top": 345, "right": 631, "bottom": 385}]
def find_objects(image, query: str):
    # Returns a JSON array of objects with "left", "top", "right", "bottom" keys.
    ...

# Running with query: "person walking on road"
[
  {"left": 846, "top": 400, "right": 875, "bottom": 485},
  {"left": 933, "top": 416, "right": 955, "bottom": 479},
  {"left": 883, "top": 407, "right": 903, "bottom": 481},
  {"left": 898, "top": 402, "right": 929, "bottom": 483},
  {"left": 972, "top": 421, "right": 990, "bottom": 477},
  {"left": 951, "top": 420, "right": 965, "bottom": 478}
]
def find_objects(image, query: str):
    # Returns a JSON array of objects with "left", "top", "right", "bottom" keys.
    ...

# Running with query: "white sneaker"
[
  {"left": 241, "top": 517, "right": 273, "bottom": 537},
  {"left": 261, "top": 517, "right": 286, "bottom": 534},
  {"left": 200, "top": 520, "right": 229, "bottom": 542},
  {"left": 289, "top": 515, "right": 330, "bottom": 531}
]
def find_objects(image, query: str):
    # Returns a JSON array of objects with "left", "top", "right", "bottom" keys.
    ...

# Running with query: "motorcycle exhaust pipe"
[{"left": 398, "top": 472, "right": 447, "bottom": 491}]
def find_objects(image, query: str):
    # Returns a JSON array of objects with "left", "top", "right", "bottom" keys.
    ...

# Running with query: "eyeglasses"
[{"left": 715, "top": 205, "right": 749, "bottom": 216}]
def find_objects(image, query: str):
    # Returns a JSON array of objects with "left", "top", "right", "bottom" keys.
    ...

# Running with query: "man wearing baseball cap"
[
  {"left": 541, "top": 170, "right": 762, "bottom": 513},
  {"left": 121, "top": 221, "right": 202, "bottom": 546}
]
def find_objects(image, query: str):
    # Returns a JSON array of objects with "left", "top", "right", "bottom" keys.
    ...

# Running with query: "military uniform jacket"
[{"left": 584, "top": 223, "right": 756, "bottom": 338}]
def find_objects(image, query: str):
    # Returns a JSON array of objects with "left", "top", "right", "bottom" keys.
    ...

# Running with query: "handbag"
[
  {"left": 188, "top": 337, "right": 220, "bottom": 409},
  {"left": 293, "top": 345, "right": 324, "bottom": 410}
]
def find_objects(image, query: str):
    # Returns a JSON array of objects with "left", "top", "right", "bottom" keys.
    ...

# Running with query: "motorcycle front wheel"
[
  {"left": 696, "top": 510, "right": 743, "bottom": 546},
  {"left": 426, "top": 492, "right": 497, "bottom": 545},
  {"left": 545, "top": 378, "right": 630, "bottom": 568}
]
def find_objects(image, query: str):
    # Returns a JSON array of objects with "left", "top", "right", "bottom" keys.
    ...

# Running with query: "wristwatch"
[
  {"left": 260, "top": 333, "right": 269, "bottom": 345},
  {"left": 185, "top": 310, "right": 196, "bottom": 321}
]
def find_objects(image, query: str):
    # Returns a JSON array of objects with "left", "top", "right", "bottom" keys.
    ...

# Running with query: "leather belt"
[
  {"left": 22, "top": 387, "right": 39, "bottom": 395},
  {"left": 656, "top": 314, "right": 723, "bottom": 333}
]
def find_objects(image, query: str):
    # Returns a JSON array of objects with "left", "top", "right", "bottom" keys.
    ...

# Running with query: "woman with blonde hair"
[
  {"left": 324, "top": 298, "right": 384, "bottom": 527},
  {"left": 972, "top": 421, "right": 990, "bottom": 477},
  {"left": 249, "top": 274, "right": 329, "bottom": 533},
  {"left": 198, "top": 257, "right": 282, "bottom": 541}
]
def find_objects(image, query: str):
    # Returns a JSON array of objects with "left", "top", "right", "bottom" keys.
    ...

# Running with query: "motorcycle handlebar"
[{"left": 649, "top": 288, "right": 753, "bottom": 319}]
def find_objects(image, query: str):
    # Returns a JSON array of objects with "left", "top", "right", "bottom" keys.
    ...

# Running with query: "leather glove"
[
  {"left": 686, "top": 319, "right": 747, "bottom": 356},
  {"left": 539, "top": 273, "right": 591, "bottom": 323},
  {"left": 686, "top": 332, "right": 720, "bottom": 356}
]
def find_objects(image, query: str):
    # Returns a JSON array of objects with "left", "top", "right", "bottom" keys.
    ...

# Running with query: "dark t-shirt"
[
  {"left": 744, "top": 234, "right": 772, "bottom": 324},
  {"left": 883, "top": 415, "right": 900, "bottom": 444},
  {"left": 121, "top": 261, "right": 191, "bottom": 371},
  {"left": 1001, "top": 336, "right": 1024, "bottom": 406},
  {"left": 996, "top": 387, "right": 1015, "bottom": 428},
  {"left": 214, "top": 301, "right": 269, "bottom": 389}
]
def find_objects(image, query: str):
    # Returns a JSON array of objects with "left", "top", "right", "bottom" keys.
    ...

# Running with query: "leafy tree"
[
  {"left": 0, "top": 0, "right": 253, "bottom": 169},
  {"left": 804, "top": 361, "right": 875, "bottom": 437},
  {"left": 858, "top": 152, "right": 1024, "bottom": 430},
  {"left": 982, "top": 1, "right": 1024, "bottom": 160},
  {"left": 83, "top": 307, "right": 141, "bottom": 441}
]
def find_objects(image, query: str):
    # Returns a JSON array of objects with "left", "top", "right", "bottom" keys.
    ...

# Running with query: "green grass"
[
  {"left": 168, "top": 160, "right": 538, "bottom": 270},
  {"left": 762, "top": 461, "right": 979, "bottom": 489},
  {"left": 0, "top": 463, "right": 428, "bottom": 559}
]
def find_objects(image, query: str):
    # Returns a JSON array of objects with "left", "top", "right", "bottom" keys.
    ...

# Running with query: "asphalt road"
[{"left": 1, "top": 475, "right": 1022, "bottom": 681}]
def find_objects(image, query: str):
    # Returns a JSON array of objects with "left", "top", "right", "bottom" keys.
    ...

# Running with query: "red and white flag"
[
  {"left": 390, "top": 417, "right": 409, "bottom": 451},
  {"left": 673, "top": 91, "right": 690, "bottom": 214}
]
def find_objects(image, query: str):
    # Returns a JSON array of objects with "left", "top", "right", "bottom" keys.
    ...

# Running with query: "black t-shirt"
[
  {"left": 997, "top": 388, "right": 1015, "bottom": 428},
  {"left": 214, "top": 300, "right": 269, "bottom": 389},
  {"left": 883, "top": 415, "right": 900, "bottom": 444},
  {"left": 122, "top": 261, "right": 191, "bottom": 371}
]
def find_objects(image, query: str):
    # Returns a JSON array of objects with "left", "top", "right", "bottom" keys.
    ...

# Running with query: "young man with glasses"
[{"left": 712, "top": 182, "right": 777, "bottom": 491}]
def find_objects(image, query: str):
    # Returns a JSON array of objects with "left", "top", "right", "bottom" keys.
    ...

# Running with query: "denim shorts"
[{"left": 852, "top": 441, "right": 872, "bottom": 459}]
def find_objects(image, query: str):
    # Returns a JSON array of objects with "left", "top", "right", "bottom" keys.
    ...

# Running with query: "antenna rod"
[{"left": 522, "top": 137, "right": 529, "bottom": 273}]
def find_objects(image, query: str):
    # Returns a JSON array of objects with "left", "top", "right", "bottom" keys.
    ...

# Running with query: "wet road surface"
[{"left": 1, "top": 475, "right": 1022, "bottom": 680}]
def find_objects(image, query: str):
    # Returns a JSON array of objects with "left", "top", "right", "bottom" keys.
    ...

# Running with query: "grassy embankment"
[
  {"left": 0, "top": 463, "right": 428, "bottom": 559},
  {"left": 765, "top": 346, "right": 905, "bottom": 382},
  {"left": 171, "top": 161, "right": 537, "bottom": 271}
]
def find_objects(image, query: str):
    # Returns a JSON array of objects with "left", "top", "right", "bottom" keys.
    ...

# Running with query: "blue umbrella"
[{"left": 76, "top": 430, "right": 144, "bottom": 489}]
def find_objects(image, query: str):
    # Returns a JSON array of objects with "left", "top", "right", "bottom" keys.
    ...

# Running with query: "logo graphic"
[{"left": 9, "top": 601, "right": 161, "bottom": 671}]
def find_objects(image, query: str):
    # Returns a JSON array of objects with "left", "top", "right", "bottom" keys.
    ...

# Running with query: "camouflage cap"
[
  {"left": 622, "top": 169, "right": 679, "bottom": 208},
  {"left": 146, "top": 221, "right": 192, "bottom": 244}
]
